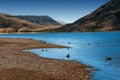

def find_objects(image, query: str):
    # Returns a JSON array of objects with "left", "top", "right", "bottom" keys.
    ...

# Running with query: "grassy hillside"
[
  {"left": 0, "top": 14, "right": 61, "bottom": 33},
  {"left": 55, "top": 0, "right": 120, "bottom": 32}
]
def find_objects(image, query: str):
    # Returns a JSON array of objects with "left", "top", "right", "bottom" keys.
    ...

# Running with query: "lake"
[{"left": 0, "top": 32, "right": 120, "bottom": 80}]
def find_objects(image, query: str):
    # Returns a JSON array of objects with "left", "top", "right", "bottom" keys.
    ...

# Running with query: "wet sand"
[{"left": 0, "top": 38, "right": 91, "bottom": 80}]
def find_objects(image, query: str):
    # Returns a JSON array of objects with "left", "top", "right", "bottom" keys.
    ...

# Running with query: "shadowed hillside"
[{"left": 55, "top": 0, "right": 120, "bottom": 32}]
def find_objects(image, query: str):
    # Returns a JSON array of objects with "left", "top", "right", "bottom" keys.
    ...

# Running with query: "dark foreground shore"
[{"left": 0, "top": 38, "right": 91, "bottom": 80}]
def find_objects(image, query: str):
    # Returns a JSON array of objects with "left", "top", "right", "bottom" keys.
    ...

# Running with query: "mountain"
[
  {"left": 0, "top": 13, "right": 43, "bottom": 33},
  {"left": 56, "top": 0, "right": 120, "bottom": 32},
  {"left": 56, "top": 20, "right": 67, "bottom": 25},
  {"left": 15, "top": 16, "right": 61, "bottom": 26},
  {"left": 0, "top": 14, "right": 62, "bottom": 33}
]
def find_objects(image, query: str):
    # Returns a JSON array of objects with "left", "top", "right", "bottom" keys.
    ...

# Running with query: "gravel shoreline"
[{"left": 0, "top": 38, "right": 92, "bottom": 80}]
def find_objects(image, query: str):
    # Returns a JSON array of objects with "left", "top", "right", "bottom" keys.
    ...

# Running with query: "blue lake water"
[{"left": 0, "top": 32, "right": 120, "bottom": 80}]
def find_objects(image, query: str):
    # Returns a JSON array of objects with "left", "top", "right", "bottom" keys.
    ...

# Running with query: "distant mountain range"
[
  {"left": 0, "top": 0, "right": 120, "bottom": 33},
  {"left": 55, "top": 0, "right": 120, "bottom": 32},
  {"left": 15, "top": 16, "right": 61, "bottom": 26},
  {"left": 0, "top": 14, "right": 63, "bottom": 33}
]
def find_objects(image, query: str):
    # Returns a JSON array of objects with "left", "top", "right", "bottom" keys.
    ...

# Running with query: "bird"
[
  {"left": 41, "top": 49, "right": 44, "bottom": 52},
  {"left": 88, "top": 43, "right": 91, "bottom": 45},
  {"left": 66, "top": 54, "right": 70, "bottom": 58},
  {"left": 68, "top": 42, "right": 71, "bottom": 44},
  {"left": 106, "top": 57, "right": 112, "bottom": 61}
]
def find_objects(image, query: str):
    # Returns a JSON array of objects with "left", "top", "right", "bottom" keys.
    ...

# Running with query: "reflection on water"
[{"left": 0, "top": 32, "right": 120, "bottom": 80}]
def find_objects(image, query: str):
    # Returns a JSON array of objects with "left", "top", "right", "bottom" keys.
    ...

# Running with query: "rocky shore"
[{"left": 0, "top": 38, "right": 91, "bottom": 80}]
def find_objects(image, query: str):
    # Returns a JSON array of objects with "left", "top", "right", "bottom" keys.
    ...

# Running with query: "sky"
[{"left": 0, "top": 0, "right": 110, "bottom": 23}]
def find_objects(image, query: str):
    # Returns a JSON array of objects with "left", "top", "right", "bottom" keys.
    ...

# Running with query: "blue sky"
[{"left": 0, "top": 0, "right": 110, "bottom": 23}]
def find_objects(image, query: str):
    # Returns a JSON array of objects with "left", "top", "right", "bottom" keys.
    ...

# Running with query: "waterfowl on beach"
[
  {"left": 41, "top": 40, "right": 46, "bottom": 43},
  {"left": 66, "top": 54, "right": 70, "bottom": 58},
  {"left": 106, "top": 57, "right": 112, "bottom": 61},
  {"left": 43, "top": 41, "right": 46, "bottom": 43}
]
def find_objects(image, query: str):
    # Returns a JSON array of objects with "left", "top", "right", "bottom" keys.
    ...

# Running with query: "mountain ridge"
[
  {"left": 15, "top": 15, "right": 61, "bottom": 26},
  {"left": 55, "top": 0, "right": 120, "bottom": 32}
]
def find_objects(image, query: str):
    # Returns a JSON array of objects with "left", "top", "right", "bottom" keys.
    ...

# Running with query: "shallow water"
[{"left": 0, "top": 32, "right": 120, "bottom": 80}]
